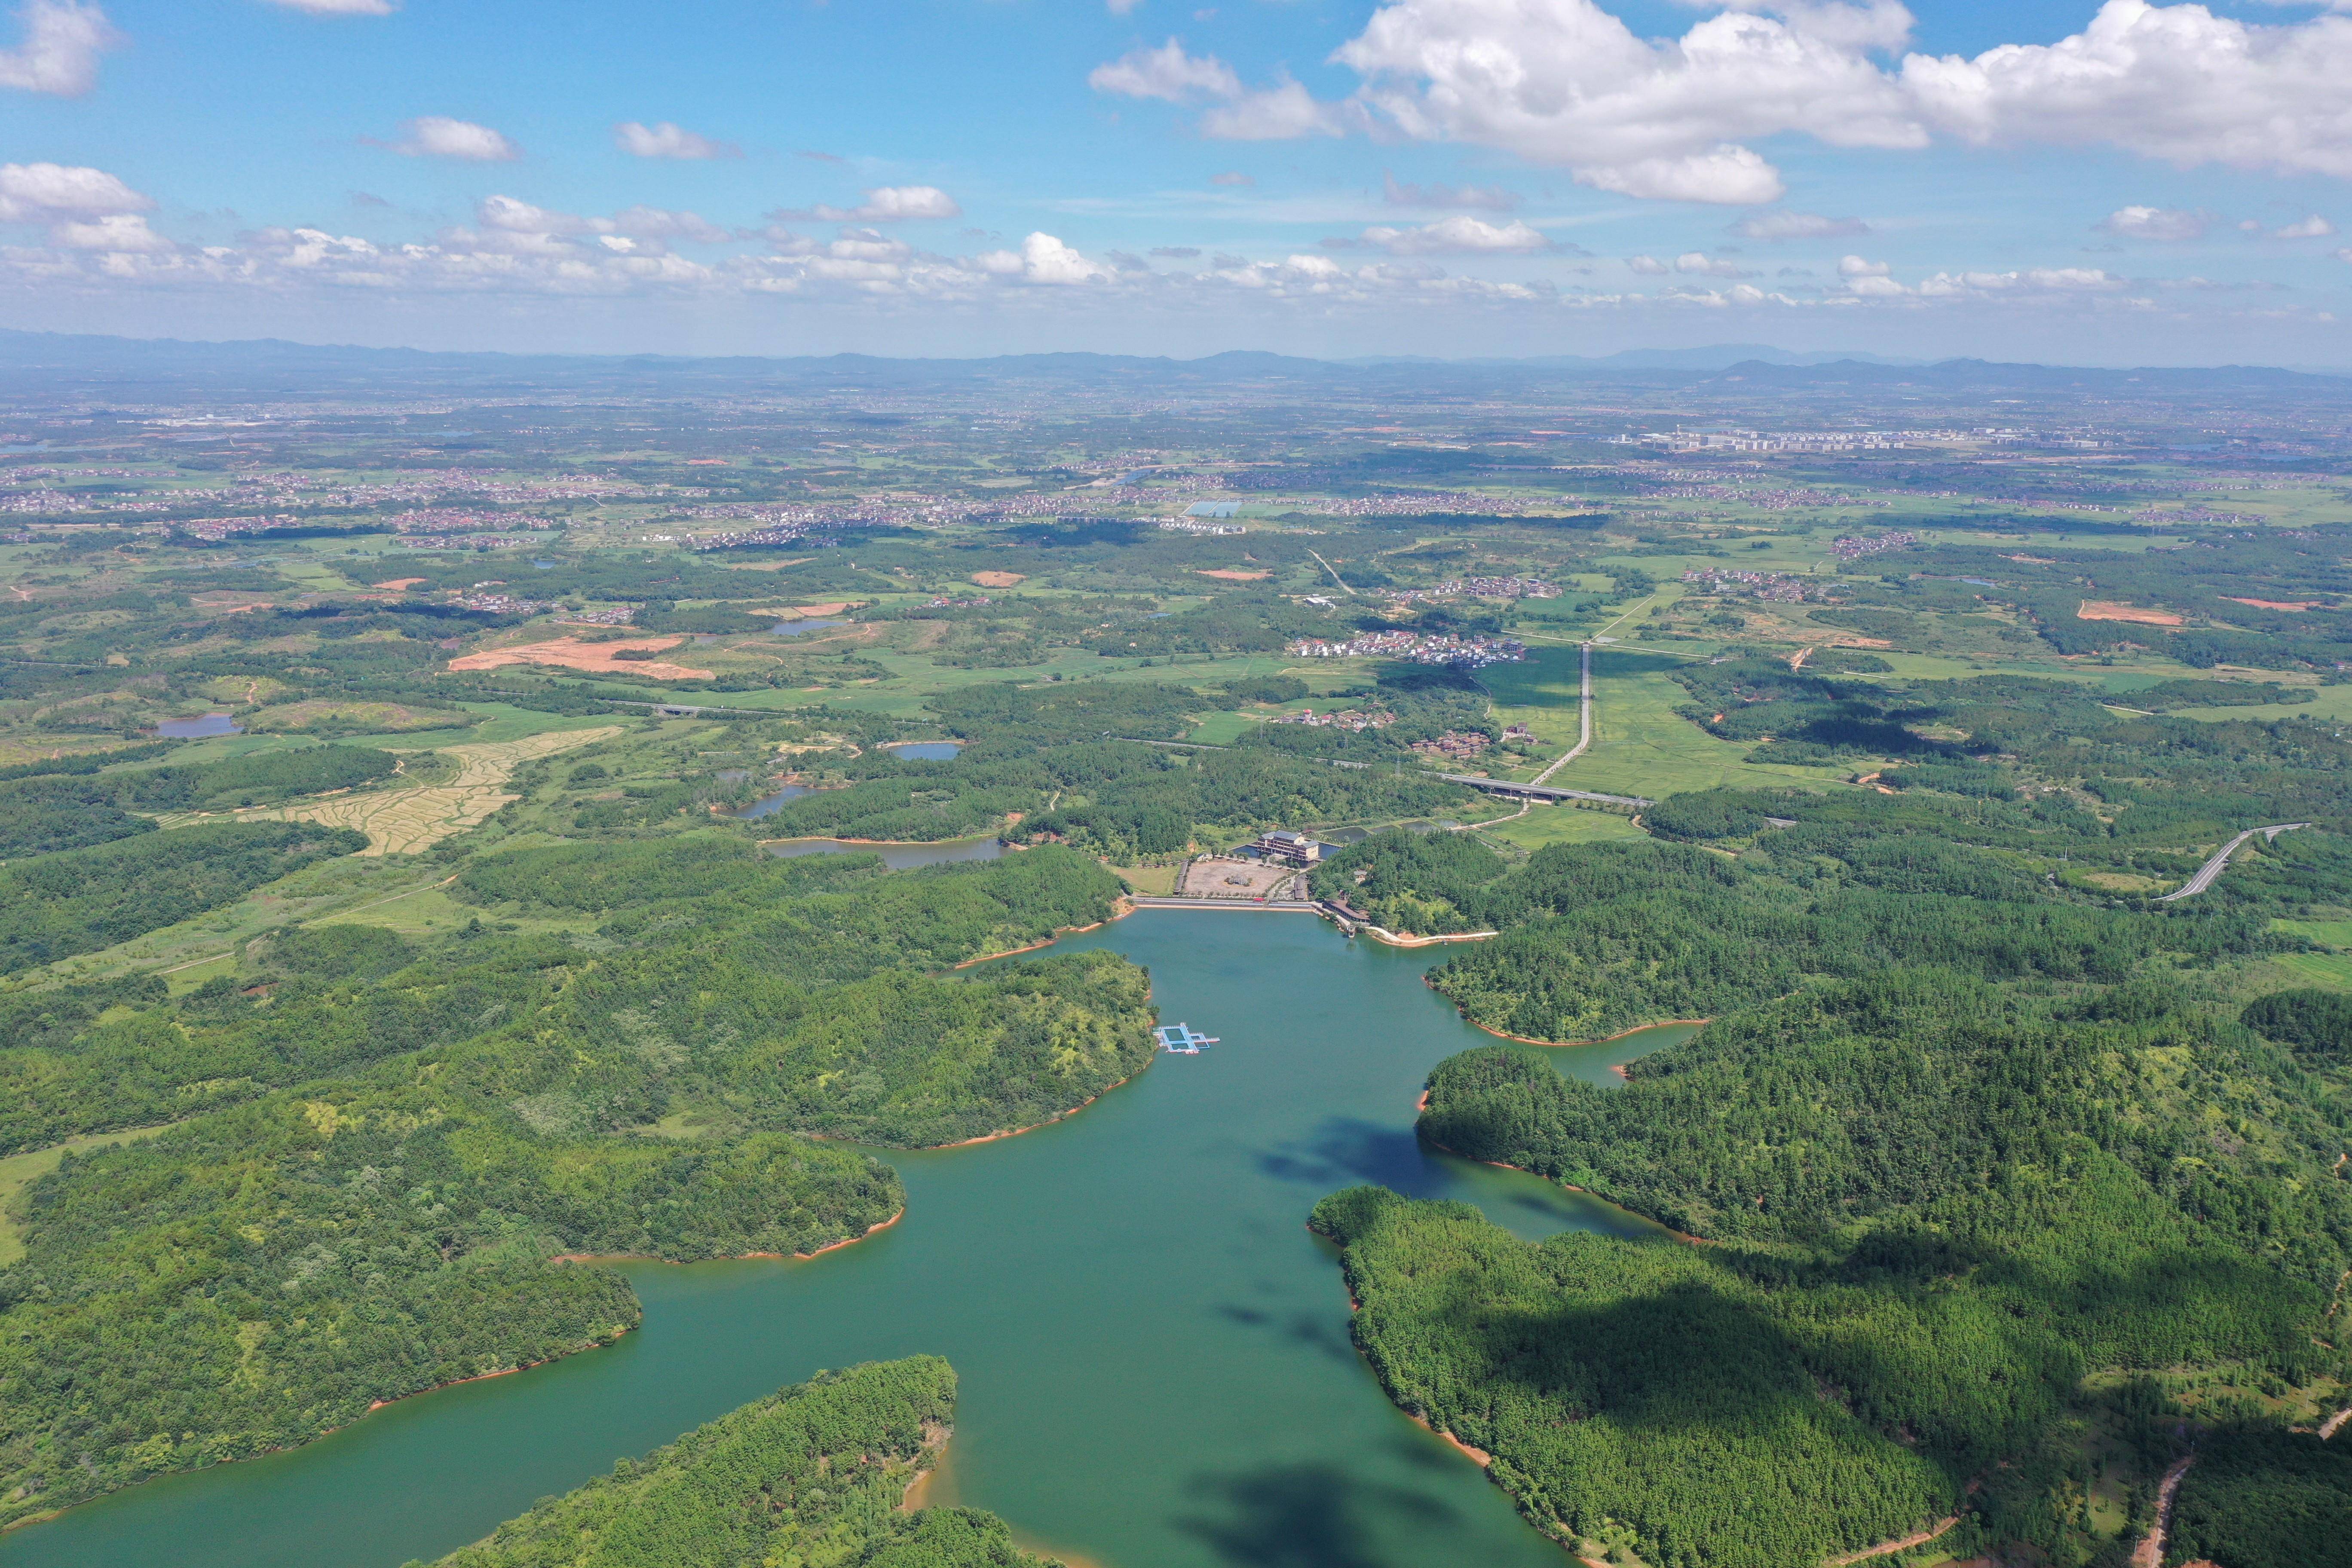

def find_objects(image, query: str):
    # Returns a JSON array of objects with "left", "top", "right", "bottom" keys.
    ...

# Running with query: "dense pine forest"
[{"left": 1296, "top": 672, "right": 2352, "bottom": 1567}]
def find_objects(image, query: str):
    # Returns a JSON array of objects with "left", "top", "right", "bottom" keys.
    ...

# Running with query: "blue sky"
[{"left": 5, "top": 0, "right": 2352, "bottom": 362}]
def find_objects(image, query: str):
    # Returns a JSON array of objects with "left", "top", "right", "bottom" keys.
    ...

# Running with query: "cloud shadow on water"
[
  {"left": 1256, "top": 1117, "right": 1440, "bottom": 1194},
  {"left": 1175, "top": 1461, "right": 1463, "bottom": 1568}
]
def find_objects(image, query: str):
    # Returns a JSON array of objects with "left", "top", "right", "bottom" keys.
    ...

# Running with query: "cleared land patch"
[
  {"left": 447, "top": 635, "right": 714, "bottom": 680},
  {"left": 746, "top": 601, "right": 857, "bottom": 618},
  {"left": 176, "top": 725, "right": 623, "bottom": 855},
  {"left": 2079, "top": 600, "right": 2184, "bottom": 626}
]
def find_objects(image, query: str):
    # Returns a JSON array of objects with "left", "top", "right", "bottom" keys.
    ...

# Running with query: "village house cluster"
[
  {"left": 1385, "top": 576, "right": 1560, "bottom": 602},
  {"left": 1682, "top": 567, "right": 1815, "bottom": 603},
  {"left": 1409, "top": 730, "right": 1494, "bottom": 761},
  {"left": 1289, "top": 631, "right": 1527, "bottom": 667},
  {"left": 1832, "top": 530, "right": 1918, "bottom": 560},
  {"left": 1265, "top": 707, "right": 1395, "bottom": 731}
]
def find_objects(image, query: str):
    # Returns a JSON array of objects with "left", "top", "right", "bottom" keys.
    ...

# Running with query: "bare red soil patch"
[{"left": 448, "top": 635, "right": 714, "bottom": 680}]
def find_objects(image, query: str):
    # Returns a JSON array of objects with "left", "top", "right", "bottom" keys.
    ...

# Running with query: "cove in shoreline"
[{"left": 5, "top": 911, "right": 1676, "bottom": 1568}]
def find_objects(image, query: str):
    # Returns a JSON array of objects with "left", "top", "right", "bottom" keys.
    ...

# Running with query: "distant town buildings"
[{"left": 1159, "top": 518, "right": 1246, "bottom": 535}]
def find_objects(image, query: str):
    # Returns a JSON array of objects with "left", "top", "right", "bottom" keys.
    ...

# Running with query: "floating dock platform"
[{"left": 1155, "top": 1023, "right": 1221, "bottom": 1054}]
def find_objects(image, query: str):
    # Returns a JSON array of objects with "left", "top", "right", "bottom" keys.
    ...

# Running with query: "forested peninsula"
[
  {"left": 416, "top": 1357, "right": 1056, "bottom": 1568},
  {"left": 0, "top": 842, "right": 1150, "bottom": 1528}
]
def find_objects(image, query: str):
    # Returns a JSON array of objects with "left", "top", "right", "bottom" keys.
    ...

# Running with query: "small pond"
[
  {"left": 733, "top": 785, "right": 810, "bottom": 818},
  {"left": 886, "top": 741, "right": 963, "bottom": 761},
  {"left": 771, "top": 618, "right": 847, "bottom": 637},
  {"left": 156, "top": 714, "right": 242, "bottom": 738}
]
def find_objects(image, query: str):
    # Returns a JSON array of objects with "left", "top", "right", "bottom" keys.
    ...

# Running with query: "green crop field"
[{"left": 1487, "top": 646, "right": 1845, "bottom": 799}]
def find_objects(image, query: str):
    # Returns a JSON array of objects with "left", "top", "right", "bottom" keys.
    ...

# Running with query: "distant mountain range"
[{"left": 0, "top": 328, "right": 2338, "bottom": 397}]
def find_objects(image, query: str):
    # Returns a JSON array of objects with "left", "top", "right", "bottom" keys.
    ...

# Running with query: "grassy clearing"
[
  {"left": 1534, "top": 648, "right": 1847, "bottom": 799},
  {"left": 1481, "top": 643, "right": 1588, "bottom": 772},
  {"left": 0, "top": 1123, "right": 175, "bottom": 1265},
  {"left": 162, "top": 952, "right": 238, "bottom": 994},
  {"left": 2172, "top": 683, "right": 2352, "bottom": 724},
  {"left": 2273, "top": 951, "right": 2352, "bottom": 990},
  {"left": 2277, "top": 918, "right": 2352, "bottom": 948},
  {"left": 314, "top": 882, "right": 596, "bottom": 940},
  {"left": 1186, "top": 712, "right": 1255, "bottom": 745},
  {"left": 1106, "top": 863, "right": 1180, "bottom": 895},
  {"left": 1482, "top": 803, "right": 1648, "bottom": 852}
]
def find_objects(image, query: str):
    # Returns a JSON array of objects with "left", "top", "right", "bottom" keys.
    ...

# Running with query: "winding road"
[{"left": 2156, "top": 822, "right": 2309, "bottom": 902}]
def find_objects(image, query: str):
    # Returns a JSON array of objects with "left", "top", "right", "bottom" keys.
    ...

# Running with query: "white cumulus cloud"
[
  {"left": 2274, "top": 214, "right": 2336, "bottom": 238},
  {"left": 1733, "top": 209, "right": 1868, "bottom": 239},
  {"left": 2099, "top": 205, "right": 2208, "bottom": 240},
  {"left": 1088, "top": 37, "right": 1239, "bottom": 101},
  {"left": 0, "top": 0, "right": 120, "bottom": 96},
  {"left": 50, "top": 211, "right": 167, "bottom": 250},
  {"left": 1089, "top": 37, "right": 1345, "bottom": 138},
  {"left": 1093, "top": 0, "right": 2352, "bottom": 203},
  {"left": 773, "top": 186, "right": 962, "bottom": 223},
  {"left": 614, "top": 121, "right": 739, "bottom": 160},
  {"left": 1838, "top": 253, "right": 1890, "bottom": 275},
  {"left": 0, "top": 160, "right": 149, "bottom": 220},
  {"left": 1329, "top": 0, "right": 1920, "bottom": 202},
  {"left": 1358, "top": 215, "right": 1550, "bottom": 253},
  {"left": 976, "top": 231, "right": 1108, "bottom": 285},
  {"left": 1676, "top": 251, "right": 1754, "bottom": 276},
  {"left": 390, "top": 116, "right": 520, "bottom": 162}
]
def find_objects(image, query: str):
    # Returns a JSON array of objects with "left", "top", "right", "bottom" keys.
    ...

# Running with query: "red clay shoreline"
[
  {"left": 1423, "top": 975, "right": 1711, "bottom": 1048},
  {"left": 923, "top": 1068, "right": 1145, "bottom": 1148},
  {"left": 951, "top": 900, "right": 1131, "bottom": 968},
  {"left": 547, "top": 1206, "right": 907, "bottom": 1266}
]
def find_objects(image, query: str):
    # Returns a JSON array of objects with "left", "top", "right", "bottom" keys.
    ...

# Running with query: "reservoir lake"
[{"left": 0, "top": 910, "right": 1695, "bottom": 1568}]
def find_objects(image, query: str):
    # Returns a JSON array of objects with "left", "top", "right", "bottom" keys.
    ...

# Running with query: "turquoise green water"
[{"left": 2, "top": 911, "right": 1694, "bottom": 1568}]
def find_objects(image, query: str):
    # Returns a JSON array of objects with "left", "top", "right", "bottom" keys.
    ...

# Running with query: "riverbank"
[
  {"left": 1415, "top": 1088, "right": 1710, "bottom": 1247},
  {"left": 0, "top": 1316, "right": 644, "bottom": 1537},
  {"left": 950, "top": 904, "right": 1126, "bottom": 968},
  {"left": 1358, "top": 925, "right": 1498, "bottom": 948},
  {"left": 1424, "top": 975, "right": 1711, "bottom": 1049},
  {"left": 922, "top": 1069, "right": 1147, "bottom": 1149},
  {"left": 548, "top": 1208, "right": 908, "bottom": 1267}
]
